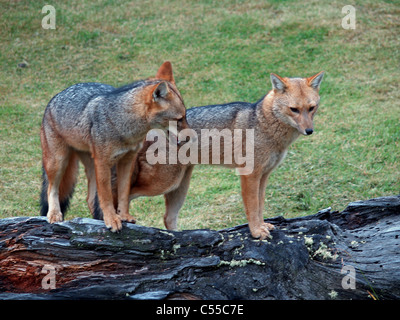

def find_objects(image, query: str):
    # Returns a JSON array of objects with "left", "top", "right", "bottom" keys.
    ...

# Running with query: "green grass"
[{"left": 0, "top": 0, "right": 399, "bottom": 231}]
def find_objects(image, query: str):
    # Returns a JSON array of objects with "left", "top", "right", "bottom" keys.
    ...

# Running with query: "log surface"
[{"left": 0, "top": 195, "right": 399, "bottom": 300}]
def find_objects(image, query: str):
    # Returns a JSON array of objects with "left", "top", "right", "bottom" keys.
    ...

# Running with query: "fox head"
[
  {"left": 145, "top": 61, "right": 189, "bottom": 134},
  {"left": 269, "top": 71, "right": 324, "bottom": 136}
]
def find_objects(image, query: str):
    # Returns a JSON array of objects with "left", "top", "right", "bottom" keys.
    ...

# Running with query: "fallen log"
[{"left": 0, "top": 195, "right": 399, "bottom": 300}]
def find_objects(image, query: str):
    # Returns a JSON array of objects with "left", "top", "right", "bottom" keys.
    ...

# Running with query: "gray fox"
[{"left": 40, "top": 62, "right": 189, "bottom": 232}]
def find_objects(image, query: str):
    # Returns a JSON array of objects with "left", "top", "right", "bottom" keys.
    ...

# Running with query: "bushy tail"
[{"left": 40, "top": 154, "right": 79, "bottom": 218}]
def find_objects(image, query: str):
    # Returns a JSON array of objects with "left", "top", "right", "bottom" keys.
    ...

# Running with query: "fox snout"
[
  {"left": 168, "top": 117, "right": 198, "bottom": 145},
  {"left": 298, "top": 121, "right": 314, "bottom": 136},
  {"left": 305, "top": 128, "right": 313, "bottom": 135},
  {"left": 290, "top": 109, "right": 315, "bottom": 136},
  {"left": 179, "top": 117, "right": 198, "bottom": 145}
]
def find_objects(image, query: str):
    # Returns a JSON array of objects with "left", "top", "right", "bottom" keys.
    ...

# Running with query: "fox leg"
[
  {"left": 258, "top": 172, "right": 275, "bottom": 232},
  {"left": 44, "top": 148, "right": 72, "bottom": 224},
  {"left": 116, "top": 151, "right": 137, "bottom": 223},
  {"left": 41, "top": 121, "right": 82, "bottom": 223},
  {"left": 163, "top": 165, "right": 194, "bottom": 230},
  {"left": 240, "top": 173, "right": 271, "bottom": 240},
  {"left": 94, "top": 157, "right": 122, "bottom": 232},
  {"left": 77, "top": 152, "right": 97, "bottom": 215}
]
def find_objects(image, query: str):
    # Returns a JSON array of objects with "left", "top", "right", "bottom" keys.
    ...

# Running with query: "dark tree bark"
[{"left": 0, "top": 195, "right": 399, "bottom": 300}]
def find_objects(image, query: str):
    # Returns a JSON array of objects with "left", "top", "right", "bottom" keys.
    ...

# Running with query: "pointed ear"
[
  {"left": 270, "top": 73, "right": 286, "bottom": 92},
  {"left": 155, "top": 61, "right": 175, "bottom": 84},
  {"left": 152, "top": 81, "right": 169, "bottom": 102},
  {"left": 307, "top": 71, "right": 325, "bottom": 90}
]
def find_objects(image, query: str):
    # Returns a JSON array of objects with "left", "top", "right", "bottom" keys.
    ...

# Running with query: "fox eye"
[
  {"left": 290, "top": 107, "right": 299, "bottom": 114},
  {"left": 309, "top": 106, "right": 316, "bottom": 112}
]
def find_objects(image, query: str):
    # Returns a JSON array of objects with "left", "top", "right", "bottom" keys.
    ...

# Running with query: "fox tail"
[{"left": 40, "top": 154, "right": 79, "bottom": 218}]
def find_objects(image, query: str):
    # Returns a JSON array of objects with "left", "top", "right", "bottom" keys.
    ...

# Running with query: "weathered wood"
[{"left": 0, "top": 195, "right": 399, "bottom": 300}]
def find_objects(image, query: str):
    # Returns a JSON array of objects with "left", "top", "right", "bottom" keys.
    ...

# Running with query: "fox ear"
[
  {"left": 307, "top": 71, "right": 325, "bottom": 90},
  {"left": 270, "top": 73, "right": 286, "bottom": 92},
  {"left": 152, "top": 81, "right": 169, "bottom": 102},
  {"left": 155, "top": 61, "right": 175, "bottom": 84}
]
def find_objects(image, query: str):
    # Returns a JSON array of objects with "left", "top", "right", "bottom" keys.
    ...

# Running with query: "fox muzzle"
[{"left": 305, "top": 128, "right": 314, "bottom": 135}]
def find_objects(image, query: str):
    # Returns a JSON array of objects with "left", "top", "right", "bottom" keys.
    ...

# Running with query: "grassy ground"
[{"left": 0, "top": 0, "right": 399, "bottom": 231}]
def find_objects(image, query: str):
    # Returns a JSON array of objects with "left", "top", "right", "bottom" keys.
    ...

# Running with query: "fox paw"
[
  {"left": 263, "top": 222, "right": 275, "bottom": 231},
  {"left": 120, "top": 214, "right": 136, "bottom": 224},
  {"left": 47, "top": 211, "right": 63, "bottom": 224},
  {"left": 104, "top": 213, "right": 123, "bottom": 232},
  {"left": 250, "top": 224, "right": 273, "bottom": 240}
]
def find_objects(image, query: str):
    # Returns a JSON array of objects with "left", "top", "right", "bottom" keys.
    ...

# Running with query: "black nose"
[{"left": 305, "top": 128, "right": 313, "bottom": 135}]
